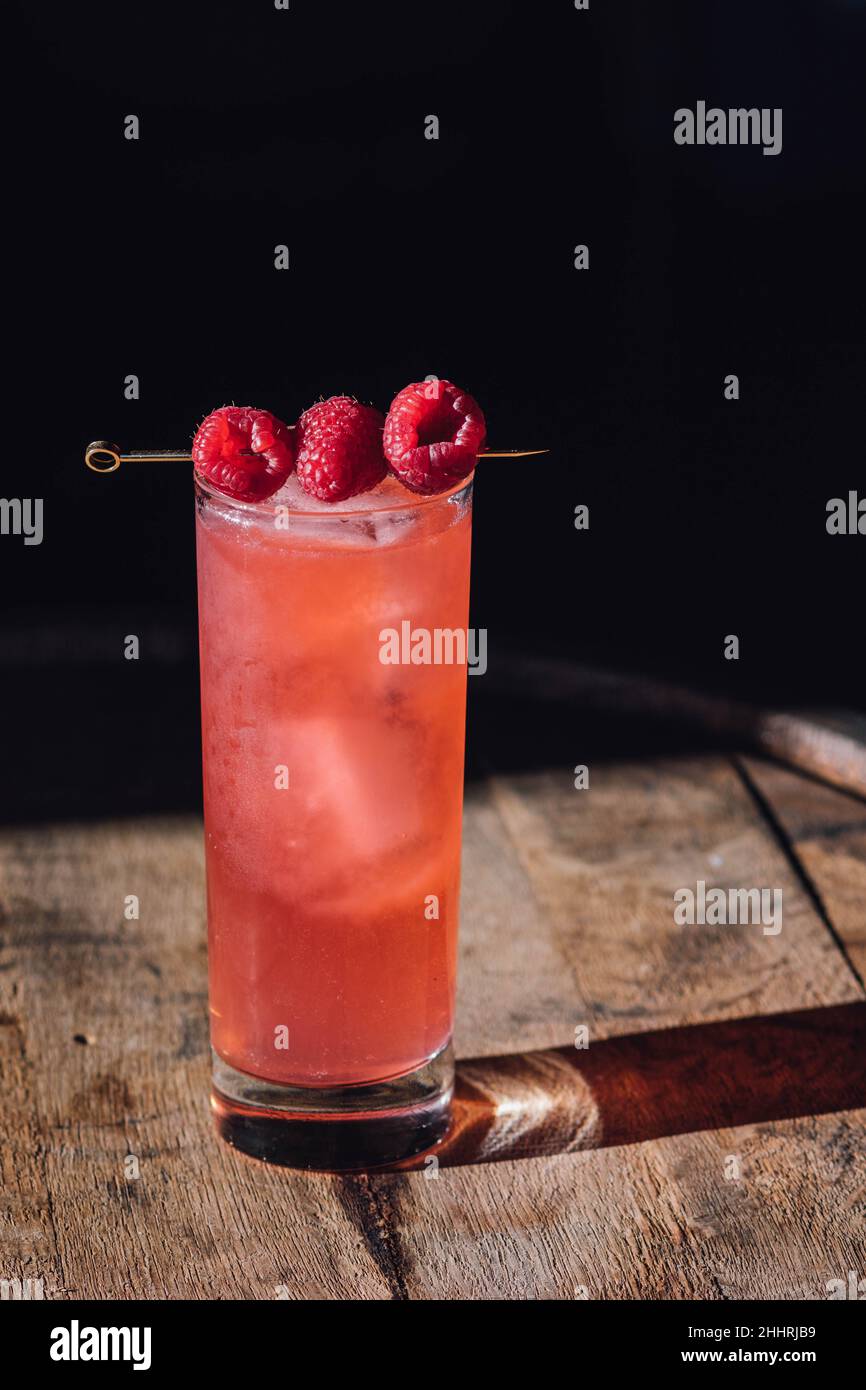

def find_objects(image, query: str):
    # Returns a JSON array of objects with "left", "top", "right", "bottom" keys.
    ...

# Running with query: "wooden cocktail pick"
[{"left": 84, "top": 440, "right": 548, "bottom": 473}]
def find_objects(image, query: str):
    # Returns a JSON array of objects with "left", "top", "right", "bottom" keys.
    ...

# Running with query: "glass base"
[{"left": 210, "top": 1044, "right": 454, "bottom": 1170}]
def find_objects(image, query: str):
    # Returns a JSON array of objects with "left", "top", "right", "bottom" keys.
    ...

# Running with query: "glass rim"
[{"left": 193, "top": 469, "right": 474, "bottom": 520}]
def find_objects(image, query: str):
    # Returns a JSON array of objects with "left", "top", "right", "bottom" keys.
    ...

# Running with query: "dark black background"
[{"left": 4, "top": 0, "right": 865, "bottom": 821}]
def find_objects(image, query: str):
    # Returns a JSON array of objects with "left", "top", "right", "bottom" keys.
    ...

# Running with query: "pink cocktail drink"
[{"left": 196, "top": 469, "right": 472, "bottom": 1164}]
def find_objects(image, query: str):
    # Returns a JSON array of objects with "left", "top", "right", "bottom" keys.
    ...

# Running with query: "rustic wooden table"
[{"left": 2, "top": 751, "right": 864, "bottom": 1299}]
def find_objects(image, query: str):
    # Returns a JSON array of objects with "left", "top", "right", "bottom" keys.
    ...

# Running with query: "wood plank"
[
  {"left": 439, "top": 756, "right": 866, "bottom": 1167},
  {"left": 485, "top": 755, "right": 862, "bottom": 1043},
  {"left": 440, "top": 754, "right": 865, "bottom": 1166},
  {"left": 372, "top": 1107, "right": 866, "bottom": 1299},
  {"left": 453, "top": 785, "right": 581, "bottom": 1057},
  {"left": 0, "top": 819, "right": 392, "bottom": 1300},
  {"left": 0, "top": 1000, "right": 63, "bottom": 1299},
  {"left": 750, "top": 710, "right": 866, "bottom": 799},
  {"left": 2, "top": 753, "right": 863, "bottom": 1298},
  {"left": 739, "top": 756, "right": 866, "bottom": 984}
]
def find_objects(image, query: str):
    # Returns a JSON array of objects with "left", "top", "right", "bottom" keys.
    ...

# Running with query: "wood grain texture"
[
  {"left": 368, "top": 1109, "right": 865, "bottom": 1300},
  {"left": 1, "top": 754, "right": 864, "bottom": 1299},
  {"left": 480, "top": 756, "right": 861, "bottom": 1039}
]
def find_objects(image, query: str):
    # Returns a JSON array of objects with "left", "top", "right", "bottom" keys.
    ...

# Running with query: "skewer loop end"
[{"left": 85, "top": 441, "right": 122, "bottom": 473}]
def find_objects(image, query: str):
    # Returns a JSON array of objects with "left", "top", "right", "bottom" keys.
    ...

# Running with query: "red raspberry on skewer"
[
  {"left": 192, "top": 405, "right": 294, "bottom": 502},
  {"left": 383, "top": 379, "right": 487, "bottom": 495},
  {"left": 295, "top": 396, "right": 387, "bottom": 503}
]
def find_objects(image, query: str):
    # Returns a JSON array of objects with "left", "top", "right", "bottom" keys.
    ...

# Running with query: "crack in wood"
[
  {"left": 733, "top": 755, "right": 866, "bottom": 994},
  {"left": 337, "top": 1175, "right": 411, "bottom": 1300}
]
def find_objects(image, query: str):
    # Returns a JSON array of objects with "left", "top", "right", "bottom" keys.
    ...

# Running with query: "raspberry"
[
  {"left": 295, "top": 396, "right": 387, "bottom": 502},
  {"left": 383, "top": 379, "right": 486, "bottom": 494},
  {"left": 192, "top": 405, "right": 294, "bottom": 502}
]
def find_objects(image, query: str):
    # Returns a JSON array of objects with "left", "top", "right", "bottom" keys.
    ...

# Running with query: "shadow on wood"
[
  {"left": 477, "top": 658, "right": 866, "bottom": 798},
  {"left": 393, "top": 1002, "right": 866, "bottom": 1169}
]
